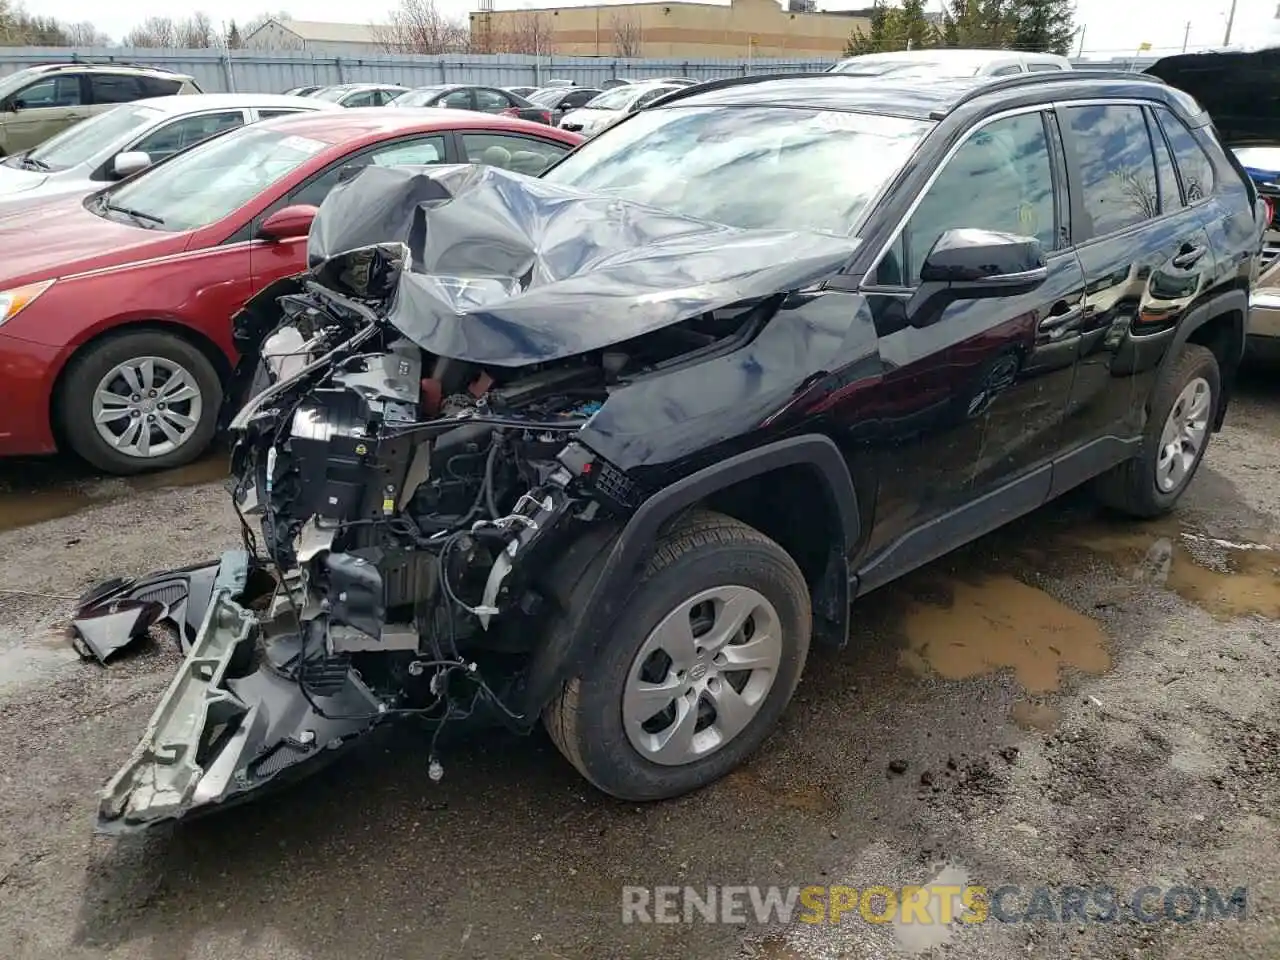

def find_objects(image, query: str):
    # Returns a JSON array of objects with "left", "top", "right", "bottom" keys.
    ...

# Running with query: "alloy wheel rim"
[
  {"left": 1156, "top": 376, "right": 1212, "bottom": 494},
  {"left": 91, "top": 356, "right": 203, "bottom": 459},
  {"left": 622, "top": 585, "right": 783, "bottom": 766}
]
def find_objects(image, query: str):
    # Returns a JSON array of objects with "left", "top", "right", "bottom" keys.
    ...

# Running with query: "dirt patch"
[
  {"left": 0, "top": 452, "right": 228, "bottom": 534},
  {"left": 1010, "top": 700, "right": 1061, "bottom": 732},
  {"left": 898, "top": 574, "right": 1111, "bottom": 692}
]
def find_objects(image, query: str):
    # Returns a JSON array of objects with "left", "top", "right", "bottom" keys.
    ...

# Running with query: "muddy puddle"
[
  {"left": 890, "top": 509, "right": 1278, "bottom": 702},
  {"left": 1063, "top": 523, "right": 1280, "bottom": 621},
  {"left": 0, "top": 450, "right": 229, "bottom": 534},
  {"left": 898, "top": 574, "right": 1112, "bottom": 693}
]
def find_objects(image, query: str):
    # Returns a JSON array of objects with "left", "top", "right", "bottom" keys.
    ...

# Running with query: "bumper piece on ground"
[
  {"left": 70, "top": 557, "right": 226, "bottom": 662},
  {"left": 95, "top": 550, "right": 383, "bottom": 834}
]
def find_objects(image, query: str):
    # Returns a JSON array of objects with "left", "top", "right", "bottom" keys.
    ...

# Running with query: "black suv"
[{"left": 83, "top": 71, "right": 1264, "bottom": 831}]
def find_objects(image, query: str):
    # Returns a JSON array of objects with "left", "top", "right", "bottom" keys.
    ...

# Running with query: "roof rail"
[
  {"left": 28, "top": 57, "right": 186, "bottom": 73},
  {"left": 640, "top": 71, "right": 830, "bottom": 110},
  {"left": 945, "top": 68, "right": 1167, "bottom": 112}
]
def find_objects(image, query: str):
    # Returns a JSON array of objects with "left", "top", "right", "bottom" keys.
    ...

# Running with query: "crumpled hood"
[
  {"left": 1146, "top": 45, "right": 1280, "bottom": 145},
  {"left": 306, "top": 163, "right": 859, "bottom": 367}
]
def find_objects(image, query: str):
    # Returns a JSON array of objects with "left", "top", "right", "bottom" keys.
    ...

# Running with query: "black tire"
[
  {"left": 59, "top": 330, "right": 223, "bottom": 475},
  {"left": 1094, "top": 343, "right": 1220, "bottom": 518},
  {"left": 544, "top": 510, "right": 811, "bottom": 802}
]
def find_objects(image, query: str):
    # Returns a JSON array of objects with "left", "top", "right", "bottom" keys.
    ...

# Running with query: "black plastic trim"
[{"left": 525, "top": 434, "right": 860, "bottom": 713}]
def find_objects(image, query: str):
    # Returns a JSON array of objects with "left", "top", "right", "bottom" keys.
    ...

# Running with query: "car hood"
[
  {"left": 561, "top": 108, "right": 617, "bottom": 124},
  {"left": 0, "top": 195, "right": 175, "bottom": 287},
  {"left": 1146, "top": 45, "right": 1280, "bottom": 145},
  {"left": 0, "top": 163, "right": 47, "bottom": 194},
  {"left": 305, "top": 163, "right": 858, "bottom": 367}
]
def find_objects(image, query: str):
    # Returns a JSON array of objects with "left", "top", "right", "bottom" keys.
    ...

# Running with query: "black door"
[
  {"left": 854, "top": 108, "right": 1086, "bottom": 589},
  {"left": 1053, "top": 101, "right": 1216, "bottom": 486}
]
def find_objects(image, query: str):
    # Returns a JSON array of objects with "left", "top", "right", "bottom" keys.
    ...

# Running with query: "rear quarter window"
[
  {"left": 138, "top": 76, "right": 182, "bottom": 97},
  {"left": 1155, "top": 106, "right": 1216, "bottom": 202}
]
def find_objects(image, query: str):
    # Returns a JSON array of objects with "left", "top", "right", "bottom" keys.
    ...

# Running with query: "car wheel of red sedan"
[{"left": 60, "top": 330, "right": 223, "bottom": 475}]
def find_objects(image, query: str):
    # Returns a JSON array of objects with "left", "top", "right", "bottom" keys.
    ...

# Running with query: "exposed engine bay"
[{"left": 81, "top": 162, "right": 858, "bottom": 832}]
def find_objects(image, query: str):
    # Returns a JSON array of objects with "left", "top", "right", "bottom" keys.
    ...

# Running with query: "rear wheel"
[
  {"left": 59, "top": 330, "right": 223, "bottom": 475},
  {"left": 1095, "top": 343, "right": 1220, "bottom": 517},
  {"left": 544, "top": 510, "right": 811, "bottom": 801}
]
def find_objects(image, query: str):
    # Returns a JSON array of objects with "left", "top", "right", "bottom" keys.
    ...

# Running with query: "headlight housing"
[{"left": 0, "top": 279, "right": 54, "bottom": 327}]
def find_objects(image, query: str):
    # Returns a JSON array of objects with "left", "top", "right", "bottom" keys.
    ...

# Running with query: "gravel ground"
[{"left": 0, "top": 373, "right": 1277, "bottom": 960}]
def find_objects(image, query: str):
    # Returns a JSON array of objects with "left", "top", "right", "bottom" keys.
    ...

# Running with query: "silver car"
[
  {"left": 558, "top": 82, "right": 685, "bottom": 138},
  {"left": 0, "top": 93, "right": 336, "bottom": 209}
]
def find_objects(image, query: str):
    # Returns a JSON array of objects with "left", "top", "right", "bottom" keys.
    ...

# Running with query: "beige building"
[
  {"left": 472, "top": 0, "right": 868, "bottom": 60},
  {"left": 242, "top": 19, "right": 392, "bottom": 56}
]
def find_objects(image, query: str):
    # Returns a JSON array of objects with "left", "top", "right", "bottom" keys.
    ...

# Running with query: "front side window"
[
  {"left": 894, "top": 112, "right": 1057, "bottom": 286},
  {"left": 1155, "top": 106, "right": 1215, "bottom": 203},
  {"left": 90, "top": 74, "right": 146, "bottom": 104},
  {"left": 16, "top": 104, "right": 160, "bottom": 171},
  {"left": 462, "top": 132, "right": 568, "bottom": 174},
  {"left": 133, "top": 111, "right": 245, "bottom": 162},
  {"left": 581, "top": 86, "right": 636, "bottom": 111},
  {"left": 632, "top": 87, "right": 677, "bottom": 110},
  {"left": 95, "top": 125, "right": 332, "bottom": 232},
  {"left": 543, "top": 105, "right": 931, "bottom": 236},
  {"left": 16, "top": 75, "right": 82, "bottom": 108},
  {"left": 563, "top": 89, "right": 599, "bottom": 109},
  {"left": 440, "top": 89, "right": 472, "bottom": 109},
  {"left": 1065, "top": 103, "right": 1160, "bottom": 236}
]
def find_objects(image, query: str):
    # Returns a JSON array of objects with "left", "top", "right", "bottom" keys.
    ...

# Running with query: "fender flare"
[
  {"left": 1159, "top": 288, "right": 1247, "bottom": 429},
  {"left": 520, "top": 434, "right": 860, "bottom": 719}
]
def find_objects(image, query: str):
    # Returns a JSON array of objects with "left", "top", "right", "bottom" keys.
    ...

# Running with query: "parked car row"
[{"left": 0, "top": 48, "right": 1273, "bottom": 486}]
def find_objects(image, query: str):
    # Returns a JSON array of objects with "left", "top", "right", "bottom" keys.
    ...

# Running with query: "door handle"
[
  {"left": 1039, "top": 301, "right": 1084, "bottom": 332},
  {"left": 1172, "top": 243, "right": 1208, "bottom": 269}
]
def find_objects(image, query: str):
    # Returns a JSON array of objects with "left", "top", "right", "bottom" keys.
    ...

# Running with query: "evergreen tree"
[
  {"left": 844, "top": 1, "right": 938, "bottom": 57},
  {"left": 1010, "top": 0, "right": 1075, "bottom": 54},
  {"left": 226, "top": 19, "right": 242, "bottom": 48}
]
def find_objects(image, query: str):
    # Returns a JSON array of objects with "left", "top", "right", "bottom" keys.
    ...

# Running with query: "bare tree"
[
  {"left": 376, "top": 0, "right": 468, "bottom": 54},
  {"left": 123, "top": 16, "right": 178, "bottom": 48},
  {"left": 610, "top": 12, "right": 642, "bottom": 57},
  {"left": 176, "top": 12, "right": 215, "bottom": 48},
  {"left": 492, "top": 12, "right": 555, "bottom": 55},
  {"left": 63, "top": 21, "right": 111, "bottom": 46},
  {"left": 1114, "top": 168, "right": 1159, "bottom": 221}
]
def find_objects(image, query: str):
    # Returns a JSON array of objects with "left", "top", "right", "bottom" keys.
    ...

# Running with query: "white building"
[{"left": 242, "top": 19, "right": 392, "bottom": 56}]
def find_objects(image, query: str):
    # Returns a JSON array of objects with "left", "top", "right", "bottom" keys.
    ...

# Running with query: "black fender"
[
  {"left": 1158, "top": 288, "right": 1247, "bottom": 430},
  {"left": 519, "top": 434, "right": 860, "bottom": 720}
]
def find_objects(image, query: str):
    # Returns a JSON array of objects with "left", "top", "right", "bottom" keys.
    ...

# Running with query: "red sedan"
[{"left": 0, "top": 110, "right": 581, "bottom": 473}]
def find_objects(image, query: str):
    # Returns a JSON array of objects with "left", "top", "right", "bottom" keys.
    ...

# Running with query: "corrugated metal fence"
[
  {"left": 0, "top": 46, "right": 1158, "bottom": 93},
  {"left": 0, "top": 47, "right": 833, "bottom": 93}
]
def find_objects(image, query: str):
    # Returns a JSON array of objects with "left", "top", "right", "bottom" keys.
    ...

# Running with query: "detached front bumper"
[{"left": 96, "top": 551, "right": 384, "bottom": 834}]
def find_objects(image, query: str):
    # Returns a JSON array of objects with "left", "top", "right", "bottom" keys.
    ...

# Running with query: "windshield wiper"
[
  {"left": 19, "top": 155, "right": 50, "bottom": 171},
  {"left": 102, "top": 200, "right": 165, "bottom": 228}
]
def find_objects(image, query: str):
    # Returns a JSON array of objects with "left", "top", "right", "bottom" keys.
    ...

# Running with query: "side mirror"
[
  {"left": 6, "top": 98, "right": 23, "bottom": 112},
  {"left": 110, "top": 151, "right": 152, "bottom": 179},
  {"left": 256, "top": 204, "right": 318, "bottom": 242},
  {"left": 908, "top": 228, "right": 1047, "bottom": 328}
]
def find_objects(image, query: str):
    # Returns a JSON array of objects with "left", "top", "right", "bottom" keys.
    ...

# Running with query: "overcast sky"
[{"left": 27, "top": 0, "right": 1280, "bottom": 57}]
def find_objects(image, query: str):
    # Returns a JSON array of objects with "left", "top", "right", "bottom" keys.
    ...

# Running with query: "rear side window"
[
  {"left": 1154, "top": 106, "right": 1215, "bottom": 202},
  {"left": 991, "top": 65, "right": 1024, "bottom": 76},
  {"left": 1148, "top": 111, "right": 1182, "bottom": 211},
  {"left": 1064, "top": 104, "right": 1159, "bottom": 236},
  {"left": 475, "top": 88, "right": 511, "bottom": 112},
  {"left": 1027, "top": 62, "right": 1065, "bottom": 72},
  {"left": 563, "top": 89, "right": 597, "bottom": 109},
  {"left": 134, "top": 111, "right": 244, "bottom": 161},
  {"left": 137, "top": 76, "right": 181, "bottom": 97},
  {"left": 90, "top": 74, "right": 146, "bottom": 104}
]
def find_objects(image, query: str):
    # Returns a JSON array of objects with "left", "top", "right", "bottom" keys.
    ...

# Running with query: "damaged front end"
[{"left": 90, "top": 163, "right": 856, "bottom": 832}]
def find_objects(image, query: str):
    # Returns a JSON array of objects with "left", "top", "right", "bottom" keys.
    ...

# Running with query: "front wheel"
[
  {"left": 1095, "top": 343, "right": 1220, "bottom": 517},
  {"left": 59, "top": 330, "right": 223, "bottom": 475},
  {"left": 544, "top": 510, "right": 812, "bottom": 801}
]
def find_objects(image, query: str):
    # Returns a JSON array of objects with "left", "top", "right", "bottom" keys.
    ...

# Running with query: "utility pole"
[
  {"left": 1183, "top": 20, "right": 1191, "bottom": 52},
  {"left": 1076, "top": 25, "right": 1086, "bottom": 58},
  {"left": 1224, "top": 0, "right": 1239, "bottom": 45}
]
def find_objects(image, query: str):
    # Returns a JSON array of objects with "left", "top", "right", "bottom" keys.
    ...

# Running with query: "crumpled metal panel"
[{"left": 306, "top": 163, "right": 858, "bottom": 367}]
